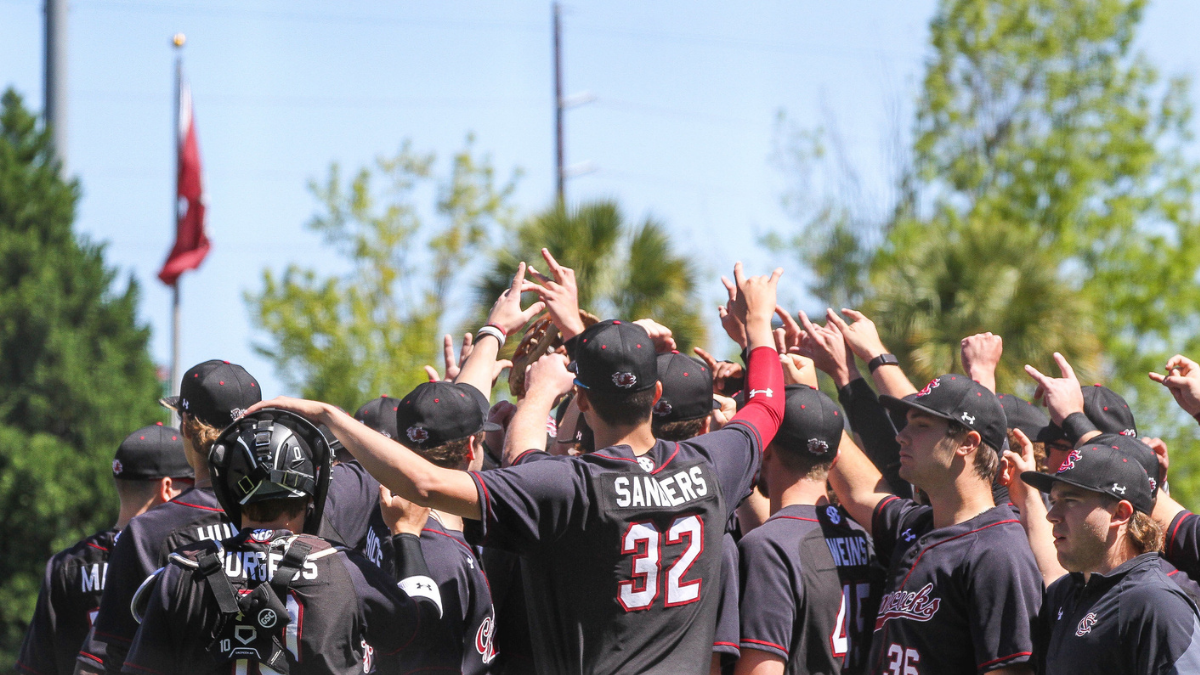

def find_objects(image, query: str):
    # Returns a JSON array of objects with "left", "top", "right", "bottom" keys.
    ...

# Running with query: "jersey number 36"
[{"left": 618, "top": 515, "right": 704, "bottom": 611}]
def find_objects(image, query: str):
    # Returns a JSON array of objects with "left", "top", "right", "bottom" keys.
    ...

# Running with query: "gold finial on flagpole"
[{"left": 172, "top": 33, "right": 186, "bottom": 48}]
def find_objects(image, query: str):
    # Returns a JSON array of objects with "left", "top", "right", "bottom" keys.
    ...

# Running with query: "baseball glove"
[{"left": 508, "top": 310, "right": 599, "bottom": 397}]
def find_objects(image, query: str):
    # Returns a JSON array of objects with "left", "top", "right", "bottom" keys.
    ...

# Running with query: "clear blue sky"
[{"left": 2, "top": 0, "right": 1198, "bottom": 399}]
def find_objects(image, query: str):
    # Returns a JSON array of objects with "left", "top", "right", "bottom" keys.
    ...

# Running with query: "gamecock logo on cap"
[
  {"left": 612, "top": 372, "right": 638, "bottom": 389},
  {"left": 916, "top": 378, "right": 940, "bottom": 397},
  {"left": 230, "top": 408, "right": 247, "bottom": 421},
  {"left": 1058, "top": 448, "right": 1083, "bottom": 473},
  {"left": 807, "top": 438, "right": 830, "bottom": 455},
  {"left": 406, "top": 426, "right": 430, "bottom": 444},
  {"left": 112, "top": 459, "right": 123, "bottom": 475},
  {"left": 653, "top": 400, "right": 673, "bottom": 416},
  {"left": 1120, "top": 429, "right": 1136, "bottom": 437}
]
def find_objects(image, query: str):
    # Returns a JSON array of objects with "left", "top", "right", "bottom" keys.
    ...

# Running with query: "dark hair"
[
  {"left": 413, "top": 436, "right": 474, "bottom": 469},
  {"left": 770, "top": 441, "right": 835, "bottom": 482},
  {"left": 946, "top": 420, "right": 999, "bottom": 482},
  {"left": 585, "top": 388, "right": 658, "bottom": 428},
  {"left": 243, "top": 497, "right": 308, "bottom": 524},
  {"left": 652, "top": 417, "right": 706, "bottom": 442},
  {"left": 114, "top": 477, "right": 164, "bottom": 503}
]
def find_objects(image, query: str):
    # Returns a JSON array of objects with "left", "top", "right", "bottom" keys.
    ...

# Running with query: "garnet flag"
[{"left": 157, "top": 74, "right": 209, "bottom": 286}]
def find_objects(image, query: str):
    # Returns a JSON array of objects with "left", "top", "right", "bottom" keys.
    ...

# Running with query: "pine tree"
[{"left": 0, "top": 88, "right": 164, "bottom": 660}]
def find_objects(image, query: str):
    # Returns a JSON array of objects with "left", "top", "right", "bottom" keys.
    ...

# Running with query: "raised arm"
[
  {"left": 827, "top": 308, "right": 916, "bottom": 398},
  {"left": 725, "top": 264, "right": 786, "bottom": 439},
  {"left": 1025, "top": 352, "right": 1097, "bottom": 446},
  {"left": 455, "top": 262, "right": 544, "bottom": 399},
  {"left": 503, "top": 353, "right": 575, "bottom": 466},
  {"left": 961, "top": 332, "right": 1003, "bottom": 394},
  {"left": 1004, "top": 429, "right": 1066, "bottom": 586},
  {"left": 827, "top": 430, "right": 892, "bottom": 536}
]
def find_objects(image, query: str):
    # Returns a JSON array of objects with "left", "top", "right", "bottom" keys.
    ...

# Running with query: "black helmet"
[{"left": 208, "top": 409, "right": 331, "bottom": 534}]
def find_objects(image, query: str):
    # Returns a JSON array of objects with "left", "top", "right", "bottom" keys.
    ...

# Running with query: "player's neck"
[
  {"left": 1082, "top": 535, "right": 1138, "bottom": 583},
  {"left": 772, "top": 478, "right": 829, "bottom": 513},
  {"left": 431, "top": 509, "right": 462, "bottom": 532},
  {"left": 925, "top": 481, "right": 995, "bottom": 530},
  {"left": 116, "top": 499, "right": 157, "bottom": 530},
  {"left": 244, "top": 512, "right": 305, "bottom": 534},
  {"left": 592, "top": 421, "right": 658, "bottom": 456}
]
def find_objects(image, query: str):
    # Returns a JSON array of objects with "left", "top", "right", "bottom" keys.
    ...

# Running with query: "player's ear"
[
  {"left": 652, "top": 381, "right": 663, "bottom": 405},
  {"left": 466, "top": 434, "right": 480, "bottom": 462},
  {"left": 700, "top": 416, "right": 712, "bottom": 435},
  {"left": 158, "top": 477, "right": 173, "bottom": 503},
  {"left": 575, "top": 388, "right": 592, "bottom": 412},
  {"left": 956, "top": 429, "right": 982, "bottom": 458},
  {"left": 1110, "top": 499, "right": 1135, "bottom": 529}
]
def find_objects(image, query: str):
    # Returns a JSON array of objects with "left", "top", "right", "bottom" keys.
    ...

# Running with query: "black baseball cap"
[
  {"left": 652, "top": 352, "right": 713, "bottom": 423},
  {"left": 355, "top": 395, "right": 400, "bottom": 440},
  {"left": 160, "top": 360, "right": 262, "bottom": 429},
  {"left": 880, "top": 375, "right": 1008, "bottom": 452},
  {"left": 570, "top": 320, "right": 658, "bottom": 395},
  {"left": 1021, "top": 442, "right": 1155, "bottom": 514},
  {"left": 997, "top": 393, "right": 1054, "bottom": 442},
  {"left": 395, "top": 382, "right": 501, "bottom": 449},
  {"left": 1091, "top": 433, "right": 1162, "bottom": 496},
  {"left": 112, "top": 422, "right": 193, "bottom": 480},
  {"left": 773, "top": 385, "right": 844, "bottom": 457},
  {"left": 1044, "top": 384, "right": 1138, "bottom": 442}
]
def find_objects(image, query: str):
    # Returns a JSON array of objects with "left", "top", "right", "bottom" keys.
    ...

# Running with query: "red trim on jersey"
[
  {"left": 122, "top": 662, "right": 166, "bottom": 675},
  {"left": 1169, "top": 512, "right": 1193, "bottom": 560},
  {"left": 617, "top": 520, "right": 661, "bottom": 612},
  {"left": 592, "top": 453, "right": 640, "bottom": 464},
  {"left": 663, "top": 514, "right": 704, "bottom": 608},
  {"left": 87, "top": 542, "right": 109, "bottom": 552},
  {"left": 978, "top": 651, "right": 1032, "bottom": 669},
  {"left": 422, "top": 527, "right": 477, "bottom": 557},
  {"left": 773, "top": 515, "right": 819, "bottom": 523},
  {"left": 78, "top": 652, "right": 104, "bottom": 666},
  {"left": 741, "top": 638, "right": 789, "bottom": 654},
  {"left": 470, "top": 471, "right": 493, "bottom": 525},
  {"left": 511, "top": 449, "right": 542, "bottom": 466},
  {"left": 650, "top": 443, "right": 681, "bottom": 475},
  {"left": 1169, "top": 569, "right": 1179, "bottom": 577},
  {"left": 897, "top": 519, "right": 1021, "bottom": 590},
  {"left": 872, "top": 495, "right": 901, "bottom": 535},
  {"left": 713, "top": 641, "right": 740, "bottom": 649},
  {"left": 15, "top": 661, "right": 44, "bottom": 675},
  {"left": 172, "top": 500, "right": 224, "bottom": 513}
]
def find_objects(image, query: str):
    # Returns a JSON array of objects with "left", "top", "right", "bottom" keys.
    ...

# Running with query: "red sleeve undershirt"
[{"left": 729, "top": 346, "right": 785, "bottom": 451}]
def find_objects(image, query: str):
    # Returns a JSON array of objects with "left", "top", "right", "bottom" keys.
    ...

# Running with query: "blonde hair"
[
  {"left": 181, "top": 415, "right": 222, "bottom": 454},
  {"left": 1127, "top": 510, "right": 1165, "bottom": 555}
]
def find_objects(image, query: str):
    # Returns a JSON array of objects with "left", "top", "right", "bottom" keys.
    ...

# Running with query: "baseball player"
[
  {"left": 829, "top": 374, "right": 1043, "bottom": 675},
  {"left": 120, "top": 409, "right": 443, "bottom": 674},
  {"left": 1020, "top": 441, "right": 1200, "bottom": 673},
  {"left": 736, "top": 385, "right": 883, "bottom": 675},
  {"left": 77, "top": 360, "right": 383, "bottom": 675},
  {"left": 359, "top": 383, "right": 499, "bottom": 674},
  {"left": 251, "top": 261, "right": 786, "bottom": 674},
  {"left": 16, "top": 423, "right": 192, "bottom": 675}
]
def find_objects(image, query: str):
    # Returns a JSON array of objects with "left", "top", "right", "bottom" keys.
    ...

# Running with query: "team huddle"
[{"left": 15, "top": 250, "right": 1200, "bottom": 674}]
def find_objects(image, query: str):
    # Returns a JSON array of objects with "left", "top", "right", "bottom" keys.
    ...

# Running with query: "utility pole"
[
  {"left": 553, "top": 1, "right": 564, "bottom": 205},
  {"left": 170, "top": 34, "right": 185, "bottom": 426},
  {"left": 44, "top": 0, "right": 68, "bottom": 171}
]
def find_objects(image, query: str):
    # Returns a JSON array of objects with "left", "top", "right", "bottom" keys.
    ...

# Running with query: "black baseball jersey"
[
  {"left": 17, "top": 529, "right": 118, "bottom": 675},
  {"left": 465, "top": 420, "right": 765, "bottom": 675},
  {"left": 387, "top": 518, "right": 497, "bottom": 674},
  {"left": 480, "top": 547, "right": 536, "bottom": 675},
  {"left": 1036, "top": 553, "right": 1200, "bottom": 674},
  {"left": 867, "top": 496, "right": 1043, "bottom": 675},
  {"left": 80, "top": 463, "right": 380, "bottom": 673},
  {"left": 1166, "top": 510, "right": 1200, "bottom": 581},
  {"left": 121, "top": 529, "right": 441, "bottom": 675},
  {"left": 738, "top": 504, "right": 882, "bottom": 675},
  {"left": 712, "top": 533, "right": 740, "bottom": 668}
]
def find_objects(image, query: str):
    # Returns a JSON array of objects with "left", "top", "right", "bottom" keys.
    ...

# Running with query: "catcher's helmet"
[{"left": 208, "top": 409, "right": 331, "bottom": 534}]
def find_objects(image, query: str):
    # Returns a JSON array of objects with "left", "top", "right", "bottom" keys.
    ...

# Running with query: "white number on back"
[{"left": 617, "top": 515, "right": 704, "bottom": 611}]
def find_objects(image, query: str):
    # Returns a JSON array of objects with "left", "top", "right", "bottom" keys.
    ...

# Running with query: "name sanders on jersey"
[{"left": 613, "top": 467, "right": 709, "bottom": 509}]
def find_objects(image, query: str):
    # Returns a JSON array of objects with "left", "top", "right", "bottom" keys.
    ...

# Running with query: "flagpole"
[{"left": 170, "top": 34, "right": 184, "bottom": 426}]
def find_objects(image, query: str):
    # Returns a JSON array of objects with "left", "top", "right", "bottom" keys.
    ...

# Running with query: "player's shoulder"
[
  {"left": 53, "top": 528, "right": 119, "bottom": 566},
  {"left": 130, "top": 488, "right": 226, "bottom": 533},
  {"left": 1117, "top": 556, "right": 1196, "bottom": 606},
  {"left": 960, "top": 505, "right": 1030, "bottom": 548}
]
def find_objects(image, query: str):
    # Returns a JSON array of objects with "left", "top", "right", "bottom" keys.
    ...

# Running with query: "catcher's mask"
[{"left": 208, "top": 409, "right": 331, "bottom": 534}]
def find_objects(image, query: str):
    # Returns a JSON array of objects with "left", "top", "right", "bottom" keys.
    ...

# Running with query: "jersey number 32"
[{"left": 618, "top": 515, "right": 703, "bottom": 611}]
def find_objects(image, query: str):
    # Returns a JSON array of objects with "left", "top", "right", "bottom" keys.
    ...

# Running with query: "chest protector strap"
[{"left": 200, "top": 538, "right": 315, "bottom": 675}]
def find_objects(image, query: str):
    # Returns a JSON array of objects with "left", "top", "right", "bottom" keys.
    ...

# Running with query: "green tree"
[
  {"left": 773, "top": 0, "right": 1200, "bottom": 500},
  {"left": 475, "top": 200, "right": 707, "bottom": 350},
  {"left": 0, "top": 88, "right": 164, "bottom": 660},
  {"left": 246, "top": 137, "right": 519, "bottom": 413}
]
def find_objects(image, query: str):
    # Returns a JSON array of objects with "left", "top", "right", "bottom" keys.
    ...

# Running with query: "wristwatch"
[{"left": 868, "top": 353, "right": 899, "bottom": 373}]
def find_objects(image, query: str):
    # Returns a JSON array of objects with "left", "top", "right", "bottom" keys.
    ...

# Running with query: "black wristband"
[
  {"left": 868, "top": 353, "right": 899, "bottom": 373},
  {"left": 1061, "top": 412, "right": 1099, "bottom": 445},
  {"left": 392, "top": 532, "right": 431, "bottom": 580}
]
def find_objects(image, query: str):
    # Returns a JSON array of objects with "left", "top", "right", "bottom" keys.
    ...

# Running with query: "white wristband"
[{"left": 476, "top": 325, "right": 506, "bottom": 348}]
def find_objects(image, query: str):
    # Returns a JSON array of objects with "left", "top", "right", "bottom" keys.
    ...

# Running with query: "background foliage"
[{"left": 0, "top": 89, "right": 165, "bottom": 661}]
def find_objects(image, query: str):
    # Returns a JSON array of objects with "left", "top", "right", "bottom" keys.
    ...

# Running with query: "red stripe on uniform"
[
  {"left": 741, "top": 638, "right": 788, "bottom": 655},
  {"left": 650, "top": 444, "right": 681, "bottom": 474},
  {"left": 172, "top": 500, "right": 223, "bottom": 513},
  {"left": 978, "top": 651, "right": 1032, "bottom": 669},
  {"left": 87, "top": 542, "right": 109, "bottom": 552},
  {"left": 1169, "top": 512, "right": 1194, "bottom": 559}
]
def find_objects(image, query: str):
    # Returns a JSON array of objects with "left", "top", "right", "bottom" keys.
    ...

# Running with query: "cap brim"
[
  {"left": 159, "top": 396, "right": 182, "bottom": 412},
  {"left": 481, "top": 421, "right": 503, "bottom": 432},
  {"left": 878, "top": 394, "right": 957, "bottom": 424},
  {"left": 1020, "top": 470, "right": 1058, "bottom": 494}
]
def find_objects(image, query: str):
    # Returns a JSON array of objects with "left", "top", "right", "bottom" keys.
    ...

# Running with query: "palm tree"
[
  {"left": 474, "top": 200, "right": 706, "bottom": 350},
  {"left": 866, "top": 217, "right": 1101, "bottom": 394}
]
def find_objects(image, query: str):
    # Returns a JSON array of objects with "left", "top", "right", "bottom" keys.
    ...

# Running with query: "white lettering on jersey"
[
  {"left": 613, "top": 468, "right": 711, "bottom": 508},
  {"left": 81, "top": 563, "right": 108, "bottom": 593},
  {"left": 874, "top": 583, "right": 941, "bottom": 630},
  {"left": 364, "top": 526, "right": 384, "bottom": 568},
  {"left": 825, "top": 537, "right": 870, "bottom": 567},
  {"left": 223, "top": 551, "right": 319, "bottom": 581},
  {"left": 195, "top": 522, "right": 235, "bottom": 543},
  {"left": 475, "top": 612, "right": 498, "bottom": 663}
]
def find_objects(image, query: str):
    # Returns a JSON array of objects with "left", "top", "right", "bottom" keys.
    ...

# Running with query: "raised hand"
[
  {"left": 524, "top": 353, "right": 576, "bottom": 400},
  {"left": 633, "top": 318, "right": 677, "bottom": 353},
  {"left": 961, "top": 332, "right": 1003, "bottom": 393},
  {"left": 797, "top": 309, "right": 854, "bottom": 387},
  {"left": 379, "top": 485, "right": 432, "bottom": 536},
  {"left": 781, "top": 353, "right": 819, "bottom": 388},
  {"left": 826, "top": 308, "right": 888, "bottom": 362},
  {"left": 486, "top": 262, "right": 547, "bottom": 336},
  {"left": 717, "top": 275, "right": 748, "bottom": 348},
  {"left": 694, "top": 347, "right": 745, "bottom": 396},
  {"left": 1149, "top": 354, "right": 1200, "bottom": 417},
  {"left": 730, "top": 262, "right": 782, "bottom": 345},
  {"left": 528, "top": 248, "right": 586, "bottom": 340},
  {"left": 1024, "top": 352, "right": 1085, "bottom": 425}
]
